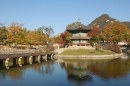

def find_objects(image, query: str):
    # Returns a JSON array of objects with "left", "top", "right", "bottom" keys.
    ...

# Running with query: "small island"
[
  {"left": 54, "top": 19, "right": 124, "bottom": 60},
  {"left": 54, "top": 48, "right": 123, "bottom": 60}
]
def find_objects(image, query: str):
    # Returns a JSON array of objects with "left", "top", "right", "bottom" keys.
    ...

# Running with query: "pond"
[{"left": 0, "top": 58, "right": 130, "bottom": 86}]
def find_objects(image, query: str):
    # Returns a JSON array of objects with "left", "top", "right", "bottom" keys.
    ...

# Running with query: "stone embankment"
[{"left": 54, "top": 53, "right": 123, "bottom": 59}]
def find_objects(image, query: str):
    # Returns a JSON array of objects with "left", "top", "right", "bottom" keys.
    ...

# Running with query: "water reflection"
[
  {"left": 0, "top": 61, "right": 55, "bottom": 80},
  {"left": 63, "top": 61, "right": 93, "bottom": 85},
  {"left": 89, "top": 58, "right": 130, "bottom": 79},
  {"left": 61, "top": 58, "right": 130, "bottom": 85},
  {"left": 0, "top": 58, "right": 130, "bottom": 86}
]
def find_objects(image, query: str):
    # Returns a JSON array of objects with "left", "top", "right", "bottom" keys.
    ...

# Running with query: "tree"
[
  {"left": 25, "top": 30, "right": 37, "bottom": 45},
  {"left": 38, "top": 26, "right": 54, "bottom": 43},
  {"left": 0, "top": 22, "right": 8, "bottom": 44},
  {"left": 6, "top": 22, "right": 26, "bottom": 44},
  {"left": 88, "top": 26, "right": 101, "bottom": 44},
  {"left": 34, "top": 29, "right": 45, "bottom": 44},
  {"left": 52, "top": 35, "right": 61, "bottom": 43},
  {"left": 59, "top": 31, "right": 71, "bottom": 45},
  {"left": 25, "top": 29, "right": 46, "bottom": 45},
  {"left": 103, "top": 22, "right": 130, "bottom": 43}
]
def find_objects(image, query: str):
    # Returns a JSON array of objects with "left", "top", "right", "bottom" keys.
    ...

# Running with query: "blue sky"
[{"left": 0, "top": 0, "right": 130, "bottom": 35}]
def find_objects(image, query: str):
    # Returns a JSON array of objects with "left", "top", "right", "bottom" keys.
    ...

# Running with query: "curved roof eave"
[{"left": 66, "top": 23, "right": 92, "bottom": 31}]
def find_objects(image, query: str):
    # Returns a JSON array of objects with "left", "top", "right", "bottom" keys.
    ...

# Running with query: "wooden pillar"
[{"left": 79, "top": 39, "right": 81, "bottom": 46}]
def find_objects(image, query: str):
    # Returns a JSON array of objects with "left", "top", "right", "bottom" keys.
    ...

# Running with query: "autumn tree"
[
  {"left": 25, "top": 29, "right": 45, "bottom": 45},
  {"left": 59, "top": 31, "right": 71, "bottom": 45},
  {"left": 103, "top": 22, "right": 130, "bottom": 43},
  {"left": 25, "top": 30, "right": 36, "bottom": 45},
  {"left": 34, "top": 29, "right": 45, "bottom": 44},
  {"left": 88, "top": 26, "right": 101, "bottom": 44},
  {"left": 6, "top": 22, "right": 27, "bottom": 45},
  {"left": 25, "top": 27, "right": 53, "bottom": 45},
  {"left": 126, "top": 29, "right": 130, "bottom": 44},
  {"left": 50, "top": 34, "right": 60, "bottom": 44},
  {"left": 0, "top": 22, "right": 8, "bottom": 44},
  {"left": 38, "top": 26, "right": 54, "bottom": 44}
]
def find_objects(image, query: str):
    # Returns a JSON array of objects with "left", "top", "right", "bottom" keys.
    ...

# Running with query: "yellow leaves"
[
  {"left": 6, "top": 22, "right": 27, "bottom": 44},
  {"left": 8, "top": 22, "right": 23, "bottom": 33},
  {"left": 5, "top": 22, "right": 55, "bottom": 45},
  {"left": 25, "top": 30, "right": 46, "bottom": 45},
  {"left": 103, "top": 22, "right": 129, "bottom": 42}
]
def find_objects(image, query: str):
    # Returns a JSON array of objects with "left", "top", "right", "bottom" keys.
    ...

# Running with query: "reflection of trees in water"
[
  {"left": 0, "top": 68, "right": 24, "bottom": 80},
  {"left": 25, "top": 61, "right": 55, "bottom": 76},
  {"left": 0, "top": 71, "right": 6, "bottom": 79},
  {"left": 89, "top": 58, "right": 130, "bottom": 80},
  {"left": 0, "top": 61, "right": 55, "bottom": 80},
  {"left": 62, "top": 59, "right": 130, "bottom": 85},
  {"left": 33, "top": 61, "right": 55, "bottom": 75},
  {"left": 8, "top": 69, "right": 24, "bottom": 79}
]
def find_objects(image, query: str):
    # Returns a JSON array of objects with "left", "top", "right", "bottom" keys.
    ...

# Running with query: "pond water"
[{"left": 0, "top": 58, "right": 130, "bottom": 86}]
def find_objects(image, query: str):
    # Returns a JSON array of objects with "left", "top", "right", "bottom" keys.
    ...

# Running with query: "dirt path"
[{"left": 55, "top": 48, "right": 67, "bottom": 54}]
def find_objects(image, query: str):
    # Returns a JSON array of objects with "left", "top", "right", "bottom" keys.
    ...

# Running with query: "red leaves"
[
  {"left": 58, "top": 31, "right": 71, "bottom": 44},
  {"left": 88, "top": 26, "right": 100, "bottom": 37}
]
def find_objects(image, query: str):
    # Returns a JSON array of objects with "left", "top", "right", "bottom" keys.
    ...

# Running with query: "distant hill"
[
  {"left": 88, "top": 14, "right": 130, "bottom": 29},
  {"left": 88, "top": 14, "right": 118, "bottom": 29}
]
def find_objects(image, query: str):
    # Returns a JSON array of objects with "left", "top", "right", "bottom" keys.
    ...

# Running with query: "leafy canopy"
[{"left": 103, "top": 22, "right": 130, "bottom": 43}]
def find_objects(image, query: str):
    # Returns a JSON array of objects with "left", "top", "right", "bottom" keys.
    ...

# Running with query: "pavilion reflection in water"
[{"left": 63, "top": 61, "right": 93, "bottom": 84}]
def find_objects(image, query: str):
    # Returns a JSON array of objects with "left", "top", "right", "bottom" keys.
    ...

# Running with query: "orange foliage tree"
[
  {"left": 103, "top": 22, "right": 130, "bottom": 43},
  {"left": 7, "top": 22, "right": 26, "bottom": 44},
  {"left": 7, "top": 22, "right": 46, "bottom": 45}
]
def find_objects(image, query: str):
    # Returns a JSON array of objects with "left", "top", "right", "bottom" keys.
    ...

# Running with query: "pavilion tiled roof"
[{"left": 66, "top": 22, "right": 92, "bottom": 31}]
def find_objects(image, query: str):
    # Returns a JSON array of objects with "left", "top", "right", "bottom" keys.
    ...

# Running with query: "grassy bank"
[{"left": 60, "top": 49, "right": 116, "bottom": 55}]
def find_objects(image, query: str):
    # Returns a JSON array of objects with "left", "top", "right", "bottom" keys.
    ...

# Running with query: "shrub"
[
  {"left": 111, "top": 44, "right": 121, "bottom": 53},
  {"left": 103, "top": 43, "right": 121, "bottom": 53},
  {"left": 103, "top": 43, "right": 112, "bottom": 50}
]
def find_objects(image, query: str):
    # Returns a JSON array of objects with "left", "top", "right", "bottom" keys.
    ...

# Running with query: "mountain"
[{"left": 88, "top": 14, "right": 118, "bottom": 30}]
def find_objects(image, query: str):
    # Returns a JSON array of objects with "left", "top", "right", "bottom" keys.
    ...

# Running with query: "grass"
[{"left": 60, "top": 49, "right": 116, "bottom": 55}]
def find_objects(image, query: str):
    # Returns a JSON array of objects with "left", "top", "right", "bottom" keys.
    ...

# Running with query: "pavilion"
[{"left": 66, "top": 19, "right": 92, "bottom": 46}]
